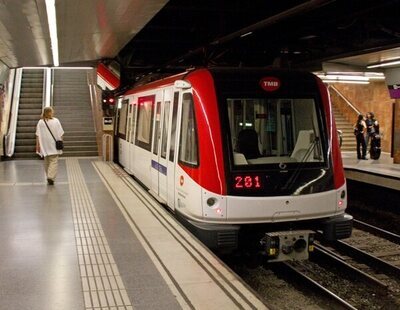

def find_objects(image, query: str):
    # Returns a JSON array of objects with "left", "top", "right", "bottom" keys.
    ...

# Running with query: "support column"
[{"left": 393, "top": 99, "right": 400, "bottom": 163}]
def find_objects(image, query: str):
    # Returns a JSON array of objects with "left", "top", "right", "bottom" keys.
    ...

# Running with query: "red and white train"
[{"left": 115, "top": 68, "right": 352, "bottom": 261}]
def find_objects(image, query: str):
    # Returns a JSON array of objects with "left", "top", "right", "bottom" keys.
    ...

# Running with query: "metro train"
[{"left": 115, "top": 68, "right": 352, "bottom": 262}]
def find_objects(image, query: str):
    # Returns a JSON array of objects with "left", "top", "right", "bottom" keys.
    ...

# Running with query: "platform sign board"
[
  {"left": 385, "top": 68, "right": 400, "bottom": 99},
  {"left": 103, "top": 117, "right": 114, "bottom": 131},
  {"left": 388, "top": 84, "right": 400, "bottom": 99}
]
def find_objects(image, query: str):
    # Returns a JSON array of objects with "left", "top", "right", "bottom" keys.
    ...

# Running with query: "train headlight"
[
  {"left": 293, "top": 238, "right": 307, "bottom": 253},
  {"left": 207, "top": 197, "right": 216, "bottom": 207},
  {"left": 261, "top": 234, "right": 280, "bottom": 258},
  {"left": 340, "top": 190, "right": 346, "bottom": 199},
  {"left": 308, "top": 234, "right": 315, "bottom": 252}
]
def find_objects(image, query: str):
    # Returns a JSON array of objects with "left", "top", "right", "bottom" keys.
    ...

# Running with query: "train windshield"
[{"left": 227, "top": 98, "right": 324, "bottom": 166}]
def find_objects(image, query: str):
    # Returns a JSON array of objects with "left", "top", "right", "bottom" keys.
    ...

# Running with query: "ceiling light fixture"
[
  {"left": 317, "top": 74, "right": 369, "bottom": 81},
  {"left": 367, "top": 59, "right": 400, "bottom": 69},
  {"left": 316, "top": 74, "right": 370, "bottom": 85},
  {"left": 240, "top": 32, "right": 253, "bottom": 38},
  {"left": 45, "top": 0, "right": 59, "bottom": 67},
  {"left": 321, "top": 80, "right": 370, "bottom": 85}
]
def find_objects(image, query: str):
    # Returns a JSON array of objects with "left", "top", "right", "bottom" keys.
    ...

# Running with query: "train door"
[
  {"left": 128, "top": 97, "right": 137, "bottom": 174},
  {"left": 150, "top": 91, "right": 163, "bottom": 198},
  {"left": 117, "top": 99, "right": 129, "bottom": 168},
  {"left": 158, "top": 88, "right": 173, "bottom": 202},
  {"left": 166, "top": 91, "right": 180, "bottom": 210},
  {"left": 150, "top": 89, "right": 173, "bottom": 203}
]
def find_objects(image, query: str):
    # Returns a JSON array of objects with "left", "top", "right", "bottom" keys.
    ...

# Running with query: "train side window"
[
  {"left": 153, "top": 101, "right": 161, "bottom": 155},
  {"left": 118, "top": 99, "right": 129, "bottom": 139},
  {"left": 169, "top": 92, "right": 179, "bottom": 162},
  {"left": 179, "top": 93, "right": 198, "bottom": 166},
  {"left": 135, "top": 95, "right": 155, "bottom": 151},
  {"left": 130, "top": 103, "right": 137, "bottom": 143},
  {"left": 161, "top": 100, "right": 170, "bottom": 159}
]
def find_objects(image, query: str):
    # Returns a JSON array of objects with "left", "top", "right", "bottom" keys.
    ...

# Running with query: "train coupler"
[{"left": 260, "top": 230, "right": 315, "bottom": 262}]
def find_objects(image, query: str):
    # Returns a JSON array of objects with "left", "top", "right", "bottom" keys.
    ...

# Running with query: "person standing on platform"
[
  {"left": 366, "top": 112, "right": 380, "bottom": 159},
  {"left": 36, "top": 107, "right": 64, "bottom": 185},
  {"left": 365, "top": 112, "right": 378, "bottom": 147},
  {"left": 354, "top": 114, "right": 367, "bottom": 160}
]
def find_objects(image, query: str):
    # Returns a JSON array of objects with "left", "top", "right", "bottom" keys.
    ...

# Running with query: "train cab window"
[
  {"left": 169, "top": 92, "right": 179, "bottom": 162},
  {"left": 118, "top": 99, "right": 129, "bottom": 138},
  {"left": 179, "top": 93, "right": 198, "bottom": 166},
  {"left": 135, "top": 95, "right": 155, "bottom": 151},
  {"left": 227, "top": 98, "right": 323, "bottom": 166}
]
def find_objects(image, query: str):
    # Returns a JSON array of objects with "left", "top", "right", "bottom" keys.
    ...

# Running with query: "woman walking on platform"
[
  {"left": 36, "top": 107, "right": 64, "bottom": 185},
  {"left": 354, "top": 114, "right": 367, "bottom": 160}
]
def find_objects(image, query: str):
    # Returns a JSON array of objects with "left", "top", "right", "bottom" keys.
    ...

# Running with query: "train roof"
[{"left": 123, "top": 67, "right": 318, "bottom": 96}]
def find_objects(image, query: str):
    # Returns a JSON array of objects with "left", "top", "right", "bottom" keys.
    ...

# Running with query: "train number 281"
[{"left": 234, "top": 175, "right": 261, "bottom": 189}]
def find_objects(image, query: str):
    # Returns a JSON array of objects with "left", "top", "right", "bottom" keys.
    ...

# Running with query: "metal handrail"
[
  {"left": 86, "top": 69, "right": 98, "bottom": 131},
  {"left": 44, "top": 68, "right": 52, "bottom": 107},
  {"left": 328, "top": 85, "right": 361, "bottom": 115},
  {"left": 5, "top": 68, "right": 23, "bottom": 157}
]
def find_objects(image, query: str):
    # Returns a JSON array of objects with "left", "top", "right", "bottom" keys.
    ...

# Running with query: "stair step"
[
  {"left": 15, "top": 139, "right": 36, "bottom": 146},
  {"left": 18, "top": 114, "right": 42, "bottom": 121},
  {"left": 63, "top": 136, "right": 97, "bottom": 142},
  {"left": 64, "top": 141, "right": 97, "bottom": 146},
  {"left": 16, "top": 127, "right": 36, "bottom": 133},
  {"left": 20, "top": 93, "right": 42, "bottom": 98},
  {"left": 15, "top": 145, "right": 36, "bottom": 153},
  {"left": 13, "top": 153, "right": 39, "bottom": 159},
  {"left": 16, "top": 133, "right": 36, "bottom": 139},
  {"left": 17, "top": 120, "right": 38, "bottom": 127},
  {"left": 19, "top": 109, "right": 42, "bottom": 115},
  {"left": 63, "top": 145, "right": 98, "bottom": 151},
  {"left": 19, "top": 103, "right": 43, "bottom": 109}
]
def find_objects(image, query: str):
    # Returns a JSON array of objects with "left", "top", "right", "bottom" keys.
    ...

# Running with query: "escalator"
[{"left": 14, "top": 69, "right": 44, "bottom": 158}]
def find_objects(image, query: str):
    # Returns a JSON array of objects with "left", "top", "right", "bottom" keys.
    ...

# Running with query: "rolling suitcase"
[{"left": 369, "top": 133, "right": 381, "bottom": 160}]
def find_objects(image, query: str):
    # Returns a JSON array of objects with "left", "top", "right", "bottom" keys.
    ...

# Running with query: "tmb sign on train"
[{"left": 260, "top": 77, "right": 281, "bottom": 92}]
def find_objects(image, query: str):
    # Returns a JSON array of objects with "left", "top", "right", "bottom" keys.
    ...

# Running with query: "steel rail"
[
  {"left": 313, "top": 244, "right": 388, "bottom": 295},
  {"left": 353, "top": 219, "right": 400, "bottom": 245},
  {"left": 279, "top": 262, "right": 357, "bottom": 310},
  {"left": 332, "top": 240, "right": 400, "bottom": 278}
]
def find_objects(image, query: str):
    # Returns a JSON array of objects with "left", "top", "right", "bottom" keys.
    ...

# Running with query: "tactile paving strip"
[{"left": 66, "top": 158, "right": 133, "bottom": 310}]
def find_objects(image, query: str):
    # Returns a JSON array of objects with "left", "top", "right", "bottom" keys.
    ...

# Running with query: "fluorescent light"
[
  {"left": 45, "top": 0, "right": 59, "bottom": 67},
  {"left": 367, "top": 59, "right": 400, "bottom": 69},
  {"left": 240, "top": 32, "right": 253, "bottom": 38},
  {"left": 53, "top": 67, "right": 94, "bottom": 70},
  {"left": 319, "top": 74, "right": 369, "bottom": 81},
  {"left": 321, "top": 80, "right": 369, "bottom": 85}
]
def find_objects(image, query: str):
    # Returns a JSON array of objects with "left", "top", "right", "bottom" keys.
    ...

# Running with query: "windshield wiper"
[{"left": 282, "top": 137, "right": 319, "bottom": 193}]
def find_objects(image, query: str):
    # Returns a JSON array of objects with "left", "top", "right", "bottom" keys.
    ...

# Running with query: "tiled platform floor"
[
  {"left": 342, "top": 152, "right": 400, "bottom": 190},
  {"left": 0, "top": 158, "right": 266, "bottom": 310}
]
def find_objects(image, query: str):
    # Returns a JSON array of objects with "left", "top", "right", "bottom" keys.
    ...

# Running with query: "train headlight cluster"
[
  {"left": 206, "top": 197, "right": 216, "bottom": 207},
  {"left": 337, "top": 189, "right": 346, "bottom": 209},
  {"left": 261, "top": 230, "right": 315, "bottom": 262}
]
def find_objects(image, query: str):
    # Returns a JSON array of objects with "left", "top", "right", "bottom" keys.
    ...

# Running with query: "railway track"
[{"left": 227, "top": 220, "right": 400, "bottom": 309}]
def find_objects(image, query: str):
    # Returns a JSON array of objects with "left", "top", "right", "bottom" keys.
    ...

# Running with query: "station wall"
[{"left": 329, "top": 81, "right": 393, "bottom": 153}]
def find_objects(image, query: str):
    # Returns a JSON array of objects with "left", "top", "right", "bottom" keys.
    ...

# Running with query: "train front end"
[{"left": 181, "top": 68, "right": 352, "bottom": 261}]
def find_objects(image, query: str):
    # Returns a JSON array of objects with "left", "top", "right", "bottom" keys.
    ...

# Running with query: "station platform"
[
  {"left": 342, "top": 151, "right": 400, "bottom": 190},
  {"left": 0, "top": 158, "right": 267, "bottom": 310}
]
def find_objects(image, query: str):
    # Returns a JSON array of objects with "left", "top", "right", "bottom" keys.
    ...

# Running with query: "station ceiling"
[{"left": 1, "top": 0, "right": 400, "bottom": 84}]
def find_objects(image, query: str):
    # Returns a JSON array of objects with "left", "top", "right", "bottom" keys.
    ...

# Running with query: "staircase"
[
  {"left": 14, "top": 69, "right": 44, "bottom": 159},
  {"left": 332, "top": 105, "right": 356, "bottom": 152},
  {"left": 52, "top": 69, "right": 98, "bottom": 157}
]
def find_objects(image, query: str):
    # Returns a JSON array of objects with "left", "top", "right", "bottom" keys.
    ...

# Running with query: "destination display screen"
[{"left": 233, "top": 175, "right": 263, "bottom": 190}]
